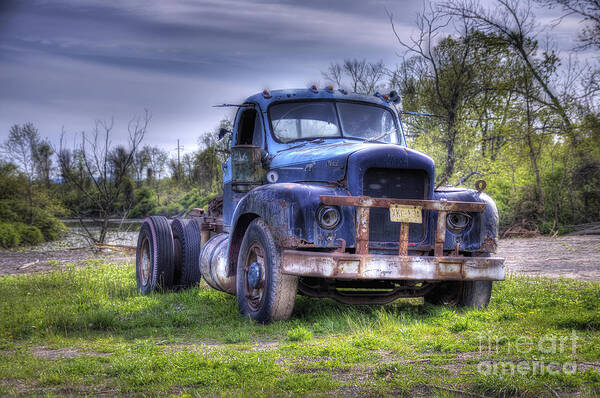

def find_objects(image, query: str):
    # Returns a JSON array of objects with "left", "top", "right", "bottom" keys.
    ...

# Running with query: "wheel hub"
[
  {"left": 247, "top": 262, "right": 262, "bottom": 289},
  {"left": 244, "top": 242, "right": 266, "bottom": 311},
  {"left": 139, "top": 237, "right": 151, "bottom": 286}
]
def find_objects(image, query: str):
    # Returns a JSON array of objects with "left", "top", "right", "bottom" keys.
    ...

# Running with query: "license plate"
[{"left": 389, "top": 205, "right": 422, "bottom": 223}]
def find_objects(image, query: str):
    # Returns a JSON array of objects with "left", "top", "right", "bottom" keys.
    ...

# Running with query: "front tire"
[
  {"left": 424, "top": 280, "right": 492, "bottom": 308},
  {"left": 136, "top": 216, "right": 175, "bottom": 294},
  {"left": 236, "top": 218, "right": 298, "bottom": 323}
]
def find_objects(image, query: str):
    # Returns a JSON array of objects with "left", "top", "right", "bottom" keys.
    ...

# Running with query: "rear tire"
[
  {"left": 171, "top": 218, "right": 202, "bottom": 288},
  {"left": 236, "top": 218, "right": 298, "bottom": 323},
  {"left": 136, "top": 216, "right": 175, "bottom": 294}
]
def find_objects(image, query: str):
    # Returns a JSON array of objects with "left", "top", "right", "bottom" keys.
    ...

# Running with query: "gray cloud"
[{"left": 0, "top": 0, "right": 587, "bottom": 154}]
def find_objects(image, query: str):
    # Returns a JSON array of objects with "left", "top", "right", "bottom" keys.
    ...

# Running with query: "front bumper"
[
  {"left": 282, "top": 250, "right": 505, "bottom": 281},
  {"left": 280, "top": 194, "right": 505, "bottom": 281}
]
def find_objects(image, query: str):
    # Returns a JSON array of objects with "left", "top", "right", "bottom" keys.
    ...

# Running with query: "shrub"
[
  {"left": 0, "top": 222, "right": 20, "bottom": 247},
  {"left": 0, "top": 201, "right": 19, "bottom": 222},
  {"left": 151, "top": 202, "right": 184, "bottom": 217},
  {"left": 129, "top": 187, "right": 158, "bottom": 218},
  {"left": 31, "top": 209, "right": 65, "bottom": 241},
  {"left": 16, "top": 224, "right": 44, "bottom": 245}
]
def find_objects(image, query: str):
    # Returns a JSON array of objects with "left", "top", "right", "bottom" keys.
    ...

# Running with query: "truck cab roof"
[{"left": 243, "top": 88, "right": 391, "bottom": 109}]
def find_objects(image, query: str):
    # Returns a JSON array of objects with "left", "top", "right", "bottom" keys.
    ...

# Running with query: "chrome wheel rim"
[
  {"left": 244, "top": 242, "right": 266, "bottom": 311},
  {"left": 139, "top": 237, "right": 151, "bottom": 286}
]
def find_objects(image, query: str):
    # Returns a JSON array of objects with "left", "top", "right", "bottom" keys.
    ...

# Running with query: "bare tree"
[
  {"left": 58, "top": 111, "right": 149, "bottom": 244},
  {"left": 33, "top": 140, "right": 54, "bottom": 187},
  {"left": 537, "top": 0, "right": 600, "bottom": 49},
  {"left": 133, "top": 147, "right": 150, "bottom": 182},
  {"left": 3, "top": 123, "right": 38, "bottom": 179},
  {"left": 322, "top": 59, "right": 387, "bottom": 94}
]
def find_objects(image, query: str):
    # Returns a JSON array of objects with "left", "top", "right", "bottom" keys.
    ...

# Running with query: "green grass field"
[{"left": 0, "top": 261, "right": 599, "bottom": 397}]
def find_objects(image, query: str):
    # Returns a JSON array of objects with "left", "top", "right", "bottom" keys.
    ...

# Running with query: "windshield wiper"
[
  {"left": 363, "top": 129, "right": 397, "bottom": 143},
  {"left": 278, "top": 137, "right": 325, "bottom": 152}
]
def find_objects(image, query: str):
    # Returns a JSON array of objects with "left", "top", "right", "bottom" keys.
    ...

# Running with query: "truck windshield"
[{"left": 269, "top": 101, "right": 399, "bottom": 144}]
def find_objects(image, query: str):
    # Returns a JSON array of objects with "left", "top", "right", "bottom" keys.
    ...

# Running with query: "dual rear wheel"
[{"left": 135, "top": 216, "right": 202, "bottom": 293}]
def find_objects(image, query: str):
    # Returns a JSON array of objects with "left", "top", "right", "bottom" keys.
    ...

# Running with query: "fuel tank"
[{"left": 199, "top": 233, "right": 235, "bottom": 295}]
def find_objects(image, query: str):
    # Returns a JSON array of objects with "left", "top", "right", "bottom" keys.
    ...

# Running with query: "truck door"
[{"left": 223, "top": 105, "right": 266, "bottom": 227}]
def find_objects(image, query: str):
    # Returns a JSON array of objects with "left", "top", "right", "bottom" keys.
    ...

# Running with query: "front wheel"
[
  {"left": 424, "top": 280, "right": 493, "bottom": 308},
  {"left": 236, "top": 218, "right": 298, "bottom": 323}
]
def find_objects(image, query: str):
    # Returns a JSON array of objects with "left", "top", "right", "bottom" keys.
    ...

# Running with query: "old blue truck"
[{"left": 135, "top": 87, "right": 505, "bottom": 323}]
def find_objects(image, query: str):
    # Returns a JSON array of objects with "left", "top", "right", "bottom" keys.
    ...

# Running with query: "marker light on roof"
[
  {"left": 310, "top": 85, "right": 318, "bottom": 93},
  {"left": 326, "top": 85, "right": 334, "bottom": 91},
  {"left": 262, "top": 89, "right": 272, "bottom": 99}
]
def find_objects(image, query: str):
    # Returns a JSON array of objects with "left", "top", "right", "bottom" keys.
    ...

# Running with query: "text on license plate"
[{"left": 389, "top": 205, "right": 422, "bottom": 223}]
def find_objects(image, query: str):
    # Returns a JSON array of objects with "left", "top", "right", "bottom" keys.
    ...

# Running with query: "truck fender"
[
  {"left": 434, "top": 188, "right": 500, "bottom": 253},
  {"left": 226, "top": 183, "right": 355, "bottom": 277}
]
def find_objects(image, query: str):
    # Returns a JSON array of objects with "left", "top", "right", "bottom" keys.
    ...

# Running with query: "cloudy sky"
[{"left": 0, "top": 0, "right": 587, "bottom": 155}]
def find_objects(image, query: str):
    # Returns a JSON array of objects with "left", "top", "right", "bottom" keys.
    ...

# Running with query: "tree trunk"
[
  {"left": 99, "top": 214, "right": 109, "bottom": 244},
  {"left": 27, "top": 177, "right": 34, "bottom": 225},
  {"left": 525, "top": 92, "right": 545, "bottom": 217},
  {"left": 439, "top": 115, "right": 457, "bottom": 187}
]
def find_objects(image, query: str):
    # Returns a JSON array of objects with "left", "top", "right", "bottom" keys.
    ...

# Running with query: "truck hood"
[
  {"left": 268, "top": 140, "right": 370, "bottom": 183},
  {"left": 268, "top": 139, "right": 435, "bottom": 189}
]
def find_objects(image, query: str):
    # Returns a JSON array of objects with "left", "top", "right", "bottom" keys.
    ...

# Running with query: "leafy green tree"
[{"left": 2, "top": 123, "right": 40, "bottom": 223}]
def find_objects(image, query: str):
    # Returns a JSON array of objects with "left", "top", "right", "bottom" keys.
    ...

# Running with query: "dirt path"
[
  {"left": 0, "top": 235, "right": 598, "bottom": 281},
  {"left": 499, "top": 235, "right": 600, "bottom": 281},
  {"left": 0, "top": 249, "right": 133, "bottom": 275}
]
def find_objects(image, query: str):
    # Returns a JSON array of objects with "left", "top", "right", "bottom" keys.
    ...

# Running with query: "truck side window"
[
  {"left": 237, "top": 108, "right": 263, "bottom": 147},
  {"left": 252, "top": 114, "right": 263, "bottom": 147}
]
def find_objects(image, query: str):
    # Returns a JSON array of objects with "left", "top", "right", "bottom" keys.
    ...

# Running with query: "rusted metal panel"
[
  {"left": 481, "top": 233, "right": 498, "bottom": 253},
  {"left": 320, "top": 195, "right": 486, "bottom": 212},
  {"left": 399, "top": 222, "right": 409, "bottom": 256},
  {"left": 281, "top": 249, "right": 505, "bottom": 281},
  {"left": 435, "top": 211, "right": 447, "bottom": 257},
  {"left": 356, "top": 206, "right": 370, "bottom": 255}
]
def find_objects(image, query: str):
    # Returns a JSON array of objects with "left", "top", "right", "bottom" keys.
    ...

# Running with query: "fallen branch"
[{"left": 18, "top": 259, "right": 40, "bottom": 270}]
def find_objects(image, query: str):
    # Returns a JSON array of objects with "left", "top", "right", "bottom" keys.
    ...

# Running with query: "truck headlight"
[
  {"left": 317, "top": 206, "right": 341, "bottom": 229},
  {"left": 447, "top": 212, "right": 472, "bottom": 233}
]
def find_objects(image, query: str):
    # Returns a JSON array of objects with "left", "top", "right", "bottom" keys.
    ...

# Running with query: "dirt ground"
[
  {"left": 498, "top": 235, "right": 600, "bottom": 281},
  {"left": 0, "top": 235, "right": 598, "bottom": 281},
  {"left": 0, "top": 248, "right": 134, "bottom": 275}
]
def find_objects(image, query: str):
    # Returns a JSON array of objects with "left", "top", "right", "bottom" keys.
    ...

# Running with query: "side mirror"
[
  {"left": 218, "top": 128, "right": 231, "bottom": 140},
  {"left": 388, "top": 90, "right": 401, "bottom": 104}
]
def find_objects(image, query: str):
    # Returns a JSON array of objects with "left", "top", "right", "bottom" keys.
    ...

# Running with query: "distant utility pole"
[{"left": 175, "top": 139, "right": 184, "bottom": 180}]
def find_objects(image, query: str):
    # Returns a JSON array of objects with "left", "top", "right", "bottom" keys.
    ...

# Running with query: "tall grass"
[{"left": 0, "top": 263, "right": 599, "bottom": 396}]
